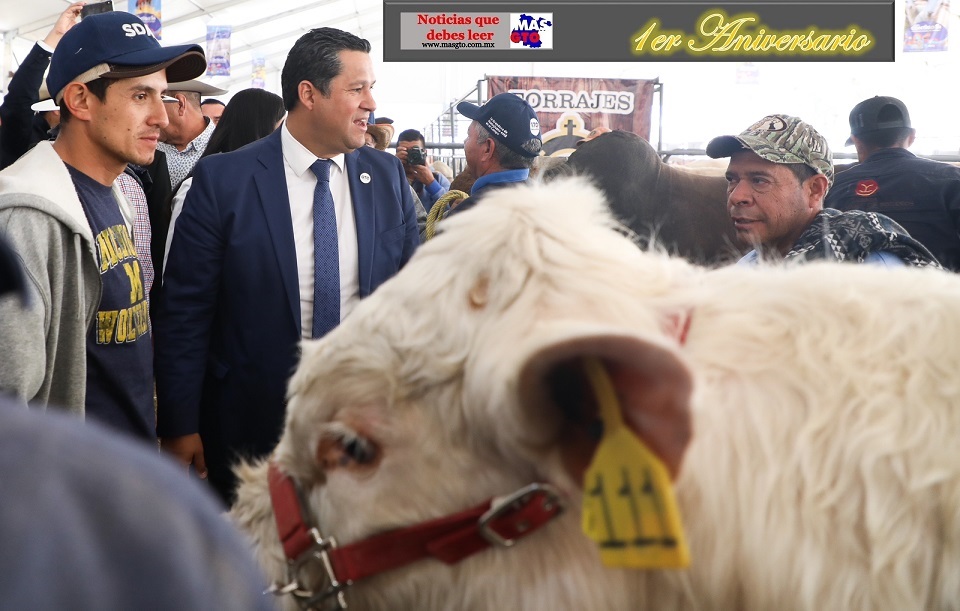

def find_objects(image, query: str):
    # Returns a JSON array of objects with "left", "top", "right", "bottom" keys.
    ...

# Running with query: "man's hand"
[
  {"left": 407, "top": 162, "right": 435, "bottom": 186},
  {"left": 160, "top": 433, "right": 208, "bottom": 478},
  {"left": 44, "top": 2, "right": 84, "bottom": 49},
  {"left": 395, "top": 145, "right": 410, "bottom": 165}
]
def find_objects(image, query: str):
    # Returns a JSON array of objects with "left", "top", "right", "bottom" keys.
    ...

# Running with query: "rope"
[{"left": 425, "top": 190, "right": 469, "bottom": 240}]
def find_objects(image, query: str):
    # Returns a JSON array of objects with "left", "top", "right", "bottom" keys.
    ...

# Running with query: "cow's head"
[{"left": 237, "top": 178, "right": 699, "bottom": 609}]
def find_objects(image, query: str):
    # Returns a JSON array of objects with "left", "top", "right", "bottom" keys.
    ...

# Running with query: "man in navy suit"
[{"left": 155, "top": 28, "right": 419, "bottom": 503}]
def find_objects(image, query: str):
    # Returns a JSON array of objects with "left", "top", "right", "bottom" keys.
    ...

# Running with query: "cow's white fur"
[{"left": 232, "top": 177, "right": 960, "bottom": 610}]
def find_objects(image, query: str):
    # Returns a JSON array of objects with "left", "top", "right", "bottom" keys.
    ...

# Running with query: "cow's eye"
[{"left": 343, "top": 435, "right": 376, "bottom": 464}]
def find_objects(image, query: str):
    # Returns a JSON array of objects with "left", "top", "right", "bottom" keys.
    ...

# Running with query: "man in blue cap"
[
  {"left": 0, "top": 12, "right": 205, "bottom": 442},
  {"left": 451, "top": 92, "right": 543, "bottom": 214}
]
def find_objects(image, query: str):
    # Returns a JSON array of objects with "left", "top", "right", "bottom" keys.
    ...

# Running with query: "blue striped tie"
[{"left": 309, "top": 159, "right": 340, "bottom": 339}]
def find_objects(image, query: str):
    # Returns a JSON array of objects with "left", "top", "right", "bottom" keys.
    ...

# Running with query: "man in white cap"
[
  {"left": 158, "top": 79, "right": 229, "bottom": 189},
  {"left": 0, "top": 12, "right": 205, "bottom": 442},
  {"left": 147, "top": 79, "right": 227, "bottom": 274}
]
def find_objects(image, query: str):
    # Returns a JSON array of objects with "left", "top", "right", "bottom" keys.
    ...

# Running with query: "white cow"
[{"left": 231, "top": 177, "right": 960, "bottom": 610}]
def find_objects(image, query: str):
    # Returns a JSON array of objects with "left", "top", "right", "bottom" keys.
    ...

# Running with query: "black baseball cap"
[
  {"left": 47, "top": 12, "right": 206, "bottom": 104},
  {"left": 846, "top": 96, "right": 913, "bottom": 146},
  {"left": 457, "top": 93, "right": 542, "bottom": 158}
]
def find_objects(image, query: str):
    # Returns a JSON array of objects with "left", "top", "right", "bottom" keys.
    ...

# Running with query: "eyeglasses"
[{"left": 161, "top": 95, "right": 179, "bottom": 103}]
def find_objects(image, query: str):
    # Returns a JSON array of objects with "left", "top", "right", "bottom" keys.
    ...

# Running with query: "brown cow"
[{"left": 545, "top": 130, "right": 743, "bottom": 265}]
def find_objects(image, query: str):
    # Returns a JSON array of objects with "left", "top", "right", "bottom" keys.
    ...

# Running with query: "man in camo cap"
[{"left": 707, "top": 113, "right": 940, "bottom": 268}]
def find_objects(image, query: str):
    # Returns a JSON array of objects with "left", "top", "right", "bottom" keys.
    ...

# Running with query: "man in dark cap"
[
  {"left": 824, "top": 95, "right": 960, "bottom": 271},
  {"left": 0, "top": 12, "right": 206, "bottom": 441},
  {"left": 451, "top": 92, "right": 543, "bottom": 214}
]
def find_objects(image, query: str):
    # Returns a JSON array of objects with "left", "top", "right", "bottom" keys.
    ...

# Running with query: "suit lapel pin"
[{"left": 360, "top": 172, "right": 371, "bottom": 184}]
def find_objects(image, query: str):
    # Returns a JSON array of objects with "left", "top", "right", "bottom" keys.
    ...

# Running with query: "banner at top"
[
  {"left": 206, "top": 25, "right": 232, "bottom": 77},
  {"left": 486, "top": 76, "right": 656, "bottom": 156},
  {"left": 904, "top": 0, "right": 949, "bottom": 52},
  {"left": 386, "top": 1, "right": 894, "bottom": 62},
  {"left": 130, "top": 0, "right": 162, "bottom": 39}
]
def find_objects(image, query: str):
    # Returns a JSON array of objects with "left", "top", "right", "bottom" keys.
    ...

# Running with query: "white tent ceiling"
[
  {"left": 2, "top": 0, "right": 509, "bottom": 144},
  {"left": 1, "top": 0, "right": 495, "bottom": 139},
  {"left": 0, "top": 0, "right": 456, "bottom": 132},
  {"left": 4, "top": 0, "right": 382, "bottom": 89},
  {"left": 4, "top": 1, "right": 960, "bottom": 155}
]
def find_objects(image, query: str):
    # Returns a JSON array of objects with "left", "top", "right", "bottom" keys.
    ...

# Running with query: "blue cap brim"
[
  {"left": 456, "top": 100, "right": 483, "bottom": 120},
  {"left": 101, "top": 45, "right": 206, "bottom": 82}
]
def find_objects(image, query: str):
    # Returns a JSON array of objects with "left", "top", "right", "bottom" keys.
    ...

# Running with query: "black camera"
[{"left": 406, "top": 147, "right": 426, "bottom": 166}]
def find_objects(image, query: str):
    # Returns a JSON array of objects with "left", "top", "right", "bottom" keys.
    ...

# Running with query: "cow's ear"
[
  {"left": 606, "top": 353, "right": 691, "bottom": 479},
  {"left": 519, "top": 333, "right": 693, "bottom": 482},
  {"left": 316, "top": 424, "right": 381, "bottom": 471}
]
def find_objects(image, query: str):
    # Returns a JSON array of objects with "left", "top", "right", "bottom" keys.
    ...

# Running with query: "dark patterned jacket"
[
  {"left": 825, "top": 148, "right": 960, "bottom": 271},
  {"left": 786, "top": 208, "right": 942, "bottom": 268}
]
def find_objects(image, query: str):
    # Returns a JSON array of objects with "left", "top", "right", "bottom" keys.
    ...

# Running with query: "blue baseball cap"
[
  {"left": 457, "top": 93, "right": 542, "bottom": 158},
  {"left": 47, "top": 12, "right": 206, "bottom": 104}
]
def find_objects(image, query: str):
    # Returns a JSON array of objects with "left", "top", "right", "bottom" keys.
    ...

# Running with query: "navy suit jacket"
[{"left": 154, "top": 129, "right": 418, "bottom": 495}]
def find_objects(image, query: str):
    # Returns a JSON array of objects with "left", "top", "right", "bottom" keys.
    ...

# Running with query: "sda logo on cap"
[{"left": 122, "top": 22, "right": 156, "bottom": 38}]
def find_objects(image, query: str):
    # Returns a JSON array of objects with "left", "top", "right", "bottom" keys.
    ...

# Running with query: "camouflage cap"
[{"left": 706, "top": 114, "right": 834, "bottom": 186}]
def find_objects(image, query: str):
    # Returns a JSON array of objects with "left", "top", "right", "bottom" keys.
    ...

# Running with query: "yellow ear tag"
[{"left": 580, "top": 357, "right": 690, "bottom": 569}]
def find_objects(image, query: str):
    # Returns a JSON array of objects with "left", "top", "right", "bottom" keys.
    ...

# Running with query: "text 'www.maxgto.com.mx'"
[{"left": 421, "top": 41, "right": 496, "bottom": 49}]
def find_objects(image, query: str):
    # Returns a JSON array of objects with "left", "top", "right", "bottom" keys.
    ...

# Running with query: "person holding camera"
[{"left": 396, "top": 128, "right": 450, "bottom": 210}]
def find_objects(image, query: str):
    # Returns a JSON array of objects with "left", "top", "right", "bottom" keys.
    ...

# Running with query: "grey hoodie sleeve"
[{"left": 0, "top": 206, "right": 91, "bottom": 414}]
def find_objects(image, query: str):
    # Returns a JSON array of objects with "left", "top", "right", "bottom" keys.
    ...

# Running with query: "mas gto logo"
[{"left": 510, "top": 13, "right": 553, "bottom": 49}]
